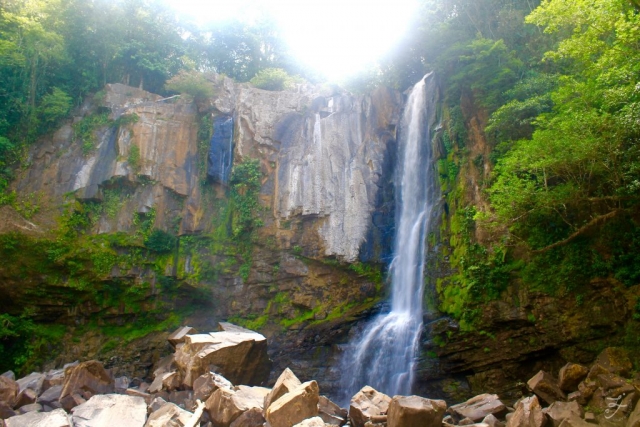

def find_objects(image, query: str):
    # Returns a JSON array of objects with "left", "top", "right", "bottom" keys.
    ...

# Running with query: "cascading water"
[{"left": 339, "top": 73, "right": 440, "bottom": 402}]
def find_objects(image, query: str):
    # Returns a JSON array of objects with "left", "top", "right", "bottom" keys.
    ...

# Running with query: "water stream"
[{"left": 339, "top": 73, "right": 439, "bottom": 402}]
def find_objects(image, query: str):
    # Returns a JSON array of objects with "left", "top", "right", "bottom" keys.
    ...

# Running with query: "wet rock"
[
  {"left": 0, "top": 376, "right": 18, "bottom": 408},
  {"left": 265, "top": 381, "right": 320, "bottom": 427},
  {"left": 145, "top": 402, "right": 192, "bottom": 427},
  {"left": 449, "top": 394, "right": 507, "bottom": 422},
  {"left": 348, "top": 386, "right": 391, "bottom": 427},
  {"left": 543, "top": 401, "right": 584, "bottom": 427},
  {"left": 229, "top": 407, "right": 265, "bottom": 427},
  {"left": 71, "top": 394, "right": 147, "bottom": 427},
  {"left": 558, "top": 364, "right": 589, "bottom": 392},
  {"left": 595, "top": 348, "right": 632, "bottom": 378},
  {"left": 168, "top": 326, "right": 198, "bottom": 348},
  {"left": 174, "top": 330, "right": 271, "bottom": 388},
  {"left": 4, "top": 408, "right": 72, "bottom": 427},
  {"left": 528, "top": 371, "right": 566, "bottom": 405},
  {"left": 506, "top": 396, "right": 546, "bottom": 427},
  {"left": 318, "top": 395, "right": 347, "bottom": 426},
  {"left": 387, "top": 395, "right": 447, "bottom": 427},
  {"left": 264, "top": 368, "right": 302, "bottom": 411},
  {"left": 482, "top": 413, "right": 505, "bottom": 427},
  {"left": 194, "top": 372, "right": 233, "bottom": 402},
  {"left": 206, "top": 385, "right": 269, "bottom": 427},
  {"left": 60, "top": 360, "right": 114, "bottom": 410}
]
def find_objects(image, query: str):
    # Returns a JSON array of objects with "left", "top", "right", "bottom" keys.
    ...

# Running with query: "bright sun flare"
[{"left": 167, "top": 0, "right": 419, "bottom": 82}]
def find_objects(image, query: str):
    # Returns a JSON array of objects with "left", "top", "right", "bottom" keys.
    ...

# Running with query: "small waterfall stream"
[{"left": 339, "top": 73, "right": 439, "bottom": 402}]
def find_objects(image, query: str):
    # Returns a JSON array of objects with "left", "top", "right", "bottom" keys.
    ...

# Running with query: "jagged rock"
[
  {"left": 449, "top": 394, "right": 507, "bottom": 422},
  {"left": 557, "top": 416, "right": 592, "bottom": 427},
  {"left": 43, "top": 370, "right": 65, "bottom": 391},
  {"left": 583, "top": 413, "right": 596, "bottom": 423},
  {"left": 528, "top": 371, "right": 566, "bottom": 405},
  {"left": 115, "top": 376, "right": 130, "bottom": 393},
  {"left": 460, "top": 419, "right": 476, "bottom": 425},
  {"left": 174, "top": 330, "right": 271, "bottom": 388},
  {"left": 577, "top": 381, "right": 597, "bottom": 404},
  {"left": 229, "top": 407, "right": 265, "bottom": 427},
  {"left": 543, "top": 401, "right": 584, "bottom": 427},
  {"left": 14, "top": 388, "right": 37, "bottom": 409},
  {"left": 4, "top": 408, "right": 72, "bottom": 427},
  {"left": 1, "top": 372, "right": 15, "bottom": 381},
  {"left": 506, "top": 396, "right": 546, "bottom": 427},
  {"left": 148, "top": 396, "right": 167, "bottom": 413},
  {"left": 293, "top": 417, "right": 329, "bottom": 427},
  {"left": 483, "top": 414, "right": 505, "bottom": 427},
  {"left": 152, "top": 355, "right": 177, "bottom": 381},
  {"left": 0, "top": 401, "right": 16, "bottom": 419},
  {"left": 17, "top": 403, "right": 42, "bottom": 414},
  {"left": 387, "top": 395, "right": 447, "bottom": 427},
  {"left": 265, "top": 381, "right": 320, "bottom": 427},
  {"left": 566, "top": 391, "right": 584, "bottom": 405},
  {"left": 348, "top": 386, "right": 391, "bottom": 427},
  {"left": 125, "top": 388, "right": 153, "bottom": 404},
  {"left": 145, "top": 402, "right": 192, "bottom": 427},
  {"left": 168, "top": 326, "right": 198, "bottom": 348},
  {"left": 627, "top": 396, "right": 640, "bottom": 427},
  {"left": 59, "top": 360, "right": 114, "bottom": 410},
  {"left": 593, "top": 373, "right": 634, "bottom": 395},
  {"left": 193, "top": 372, "right": 232, "bottom": 402},
  {"left": 587, "top": 364, "right": 611, "bottom": 381},
  {"left": 168, "top": 390, "right": 194, "bottom": 409},
  {"left": 205, "top": 385, "right": 269, "bottom": 427},
  {"left": 16, "top": 374, "right": 45, "bottom": 395},
  {"left": 71, "top": 394, "right": 147, "bottom": 427},
  {"left": 162, "top": 372, "right": 182, "bottom": 392},
  {"left": 318, "top": 395, "right": 347, "bottom": 426},
  {"left": 595, "top": 348, "right": 632, "bottom": 378},
  {"left": 558, "top": 364, "right": 589, "bottom": 392},
  {"left": 264, "top": 368, "right": 302, "bottom": 411},
  {"left": 147, "top": 374, "right": 165, "bottom": 394},
  {"left": 0, "top": 376, "right": 18, "bottom": 407}
]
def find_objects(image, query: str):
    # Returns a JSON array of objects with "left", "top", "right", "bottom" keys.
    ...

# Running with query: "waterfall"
[{"left": 338, "top": 73, "right": 439, "bottom": 402}]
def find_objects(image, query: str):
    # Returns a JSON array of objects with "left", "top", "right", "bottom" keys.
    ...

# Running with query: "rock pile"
[{"left": 0, "top": 324, "right": 636, "bottom": 427}]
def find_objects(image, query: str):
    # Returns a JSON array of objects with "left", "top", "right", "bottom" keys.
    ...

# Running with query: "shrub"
[
  {"left": 249, "top": 68, "right": 298, "bottom": 91},
  {"left": 165, "top": 71, "right": 214, "bottom": 102},
  {"left": 144, "top": 229, "right": 176, "bottom": 253}
]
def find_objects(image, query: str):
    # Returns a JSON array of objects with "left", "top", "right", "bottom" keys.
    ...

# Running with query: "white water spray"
[{"left": 339, "top": 73, "right": 439, "bottom": 401}]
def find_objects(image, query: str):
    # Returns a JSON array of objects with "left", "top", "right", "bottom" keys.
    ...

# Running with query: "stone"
[
  {"left": 293, "top": 417, "right": 328, "bottom": 427},
  {"left": 450, "top": 394, "right": 507, "bottom": 422},
  {"left": 174, "top": 329, "right": 271, "bottom": 388},
  {"left": 387, "top": 395, "right": 447, "bottom": 427},
  {"left": 71, "top": 394, "right": 147, "bottom": 427},
  {"left": 557, "top": 416, "right": 592, "bottom": 427},
  {"left": 528, "top": 371, "right": 567, "bottom": 405},
  {"left": 43, "top": 370, "right": 65, "bottom": 391},
  {"left": 505, "top": 396, "right": 546, "bottom": 427},
  {"left": 265, "top": 381, "right": 320, "bottom": 427},
  {"left": 38, "top": 385, "right": 63, "bottom": 407},
  {"left": 193, "top": 372, "right": 232, "bottom": 402},
  {"left": 627, "top": 398, "right": 640, "bottom": 427},
  {"left": 17, "top": 403, "right": 42, "bottom": 414},
  {"left": 162, "top": 372, "right": 182, "bottom": 392},
  {"left": 460, "top": 419, "right": 476, "bottom": 425},
  {"left": 152, "top": 355, "right": 177, "bottom": 381},
  {"left": 4, "top": 408, "right": 72, "bottom": 427},
  {"left": 145, "top": 402, "right": 192, "bottom": 427},
  {"left": 115, "top": 376, "right": 130, "bottom": 393},
  {"left": 483, "top": 414, "right": 505, "bottom": 427},
  {"left": 318, "top": 395, "right": 347, "bottom": 426},
  {"left": 583, "top": 413, "right": 596, "bottom": 423},
  {"left": 577, "top": 381, "right": 597, "bottom": 403},
  {"left": 16, "top": 374, "right": 45, "bottom": 395},
  {"left": 595, "top": 348, "right": 633, "bottom": 378},
  {"left": 168, "top": 390, "right": 194, "bottom": 409},
  {"left": 229, "top": 407, "right": 265, "bottom": 427},
  {"left": 60, "top": 393, "right": 86, "bottom": 411},
  {"left": 0, "top": 376, "right": 19, "bottom": 407},
  {"left": 206, "top": 385, "right": 270, "bottom": 427},
  {"left": 1, "top": 372, "right": 15, "bottom": 381},
  {"left": 558, "top": 364, "right": 589, "bottom": 392},
  {"left": 59, "top": 360, "right": 114, "bottom": 410},
  {"left": 125, "top": 388, "right": 153, "bottom": 404},
  {"left": 14, "top": 388, "right": 37, "bottom": 409},
  {"left": 587, "top": 364, "right": 611, "bottom": 381},
  {"left": 543, "top": 401, "right": 584, "bottom": 427},
  {"left": 0, "top": 401, "right": 16, "bottom": 419},
  {"left": 348, "top": 386, "right": 392, "bottom": 427},
  {"left": 168, "top": 326, "right": 197, "bottom": 348},
  {"left": 567, "top": 391, "right": 585, "bottom": 406},
  {"left": 147, "top": 374, "right": 165, "bottom": 394},
  {"left": 264, "top": 368, "right": 302, "bottom": 411},
  {"left": 148, "top": 396, "right": 167, "bottom": 413}
]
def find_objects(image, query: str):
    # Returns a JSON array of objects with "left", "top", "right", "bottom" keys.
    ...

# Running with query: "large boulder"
[
  {"left": 558, "top": 364, "right": 589, "bottom": 393},
  {"left": 348, "top": 386, "right": 391, "bottom": 427},
  {"left": 265, "top": 380, "right": 320, "bottom": 427},
  {"left": 145, "top": 402, "right": 192, "bottom": 427},
  {"left": 5, "top": 408, "right": 72, "bottom": 427},
  {"left": 595, "top": 348, "right": 632, "bottom": 378},
  {"left": 60, "top": 360, "right": 115, "bottom": 410},
  {"left": 168, "top": 326, "right": 197, "bottom": 348},
  {"left": 528, "top": 371, "right": 566, "bottom": 405},
  {"left": 264, "top": 368, "right": 302, "bottom": 411},
  {"left": 449, "top": 394, "right": 506, "bottom": 422},
  {"left": 318, "top": 395, "right": 347, "bottom": 426},
  {"left": 506, "top": 396, "right": 547, "bottom": 427},
  {"left": 229, "top": 407, "right": 266, "bottom": 427},
  {"left": 543, "top": 401, "right": 584, "bottom": 427},
  {"left": 387, "top": 395, "right": 447, "bottom": 427},
  {"left": 71, "top": 394, "right": 147, "bottom": 427},
  {"left": 206, "top": 385, "right": 270, "bottom": 427},
  {"left": 293, "top": 417, "right": 329, "bottom": 427},
  {"left": 0, "top": 376, "right": 18, "bottom": 408},
  {"left": 174, "top": 329, "right": 271, "bottom": 388},
  {"left": 16, "top": 373, "right": 45, "bottom": 396},
  {"left": 193, "top": 372, "right": 232, "bottom": 402}
]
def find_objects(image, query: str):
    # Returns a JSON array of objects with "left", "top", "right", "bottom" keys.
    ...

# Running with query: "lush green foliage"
[
  {"left": 165, "top": 71, "right": 215, "bottom": 102},
  {"left": 249, "top": 68, "right": 298, "bottom": 91}
]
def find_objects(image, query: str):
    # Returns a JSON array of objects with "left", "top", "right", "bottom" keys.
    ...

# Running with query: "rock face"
[{"left": 387, "top": 395, "right": 447, "bottom": 427}]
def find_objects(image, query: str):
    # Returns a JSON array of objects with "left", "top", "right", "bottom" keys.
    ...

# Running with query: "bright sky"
[{"left": 167, "top": 0, "right": 420, "bottom": 82}]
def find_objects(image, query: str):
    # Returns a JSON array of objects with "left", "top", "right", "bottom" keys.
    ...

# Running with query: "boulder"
[
  {"left": 16, "top": 373, "right": 45, "bottom": 395},
  {"left": 206, "top": 385, "right": 270, "bottom": 427},
  {"left": 349, "top": 386, "right": 391, "bottom": 427},
  {"left": 460, "top": 418, "right": 476, "bottom": 425},
  {"left": 174, "top": 330, "right": 271, "bottom": 388},
  {"left": 168, "top": 390, "right": 194, "bottom": 409},
  {"left": 125, "top": 388, "right": 152, "bottom": 404},
  {"left": 17, "top": 403, "right": 42, "bottom": 414},
  {"left": 43, "top": 370, "right": 65, "bottom": 391},
  {"left": 4, "top": 408, "right": 72, "bottom": 427},
  {"left": 628, "top": 395, "right": 640, "bottom": 427},
  {"left": 264, "top": 368, "right": 302, "bottom": 411},
  {"left": 0, "top": 376, "right": 18, "bottom": 407},
  {"left": 115, "top": 376, "right": 130, "bottom": 393},
  {"left": 482, "top": 414, "right": 505, "bottom": 427},
  {"left": 71, "top": 394, "right": 147, "bottom": 427},
  {"left": 148, "top": 396, "right": 168, "bottom": 413},
  {"left": 543, "top": 401, "right": 584, "bottom": 427},
  {"left": 59, "top": 360, "right": 114, "bottom": 410},
  {"left": 450, "top": 394, "right": 507, "bottom": 422},
  {"left": 0, "top": 401, "right": 16, "bottom": 419},
  {"left": 1, "top": 372, "right": 15, "bottom": 381},
  {"left": 577, "top": 380, "right": 597, "bottom": 404},
  {"left": 151, "top": 355, "right": 177, "bottom": 381},
  {"left": 168, "top": 326, "right": 198, "bottom": 348},
  {"left": 14, "top": 388, "right": 37, "bottom": 409},
  {"left": 387, "top": 395, "right": 447, "bottom": 427},
  {"left": 558, "top": 364, "right": 589, "bottom": 392},
  {"left": 318, "top": 395, "right": 347, "bottom": 426},
  {"left": 506, "top": 396, "right": 546, "bottom": 427},
  {"left": 265, "top": 381, "right": 320, "bottom": 427},
  {"left": 557, "top": 416, "right": 592, "bottom": 427},
  {"left": 293, "top": 417, "right": 329, "bottom": 427},
  {"left": 229, "top": 407, "right": 265, "bottom": 427},
  {"left": 162, "top": 372, "right": 182, "bottom": 392},
  {"left": 145, "top": 402, "right": 192, "bottom": 427},
  {"left": 595, "top": 348, "right": 632, "bottom": 378},
  {"left": 528, "top": 371, "right": 566, "bottom": 405},
  {"left": 194, "top": 373, "right": 232, "bottom": 402}
]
